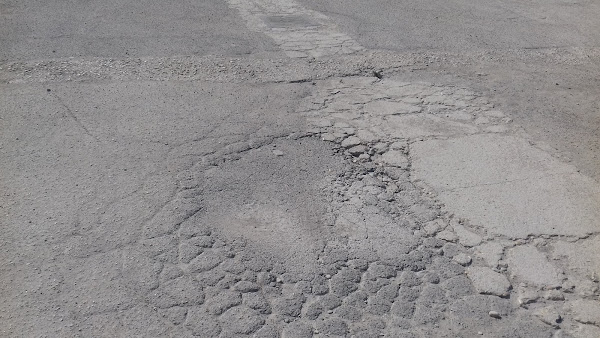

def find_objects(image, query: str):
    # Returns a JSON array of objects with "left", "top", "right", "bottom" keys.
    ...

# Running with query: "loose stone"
[
  {"left": 424, "top": 219, "right": 444, "bottom": 235},
  {"left": 358, "top": 153, "right": 370, "bottom": 161},
  {"left": 453, "top": 253, "right": 472, "bottom": 266},
  {"left": 341, "top": 136, "right": 361, "bottom": 148},
  {"left": 437, "top": 230, "right": 458, "bottom": 242},
  {"left": 348, "top": 145, "right": 367, "bottom": 156},
  {"left": 373, "top": 142, "right": 388, "bottom": 154}
]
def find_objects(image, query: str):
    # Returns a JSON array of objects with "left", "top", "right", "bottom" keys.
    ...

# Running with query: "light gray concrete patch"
[
  {"left": 569, "top": 324, "right": 600, "bottom": 338},
  {"left": 550, "top": 237, "right": 600, "bottom": 283},
  {"left": 363, "top": 100, "right": 421, "bottom": 116},
  {"left": 411, "top": 134, "right": 600, "bottom": 238},
  {"left": 570, "top": 299, "right": 600, "bottom": 326},
  {"left": 452, "top": 222, "right": 482, "bottom": 247},
  {"left": 507, "top": 245, "right": 562, "bottom": 289},
  {"left": 382, "top": 114, "right": 479, "bottom": 139},
  {"left": 378, "top": 149, "right": 409, "bottom": 168},
  {"left": 475, "top": 242, "right": 504, "bottom": 268}
]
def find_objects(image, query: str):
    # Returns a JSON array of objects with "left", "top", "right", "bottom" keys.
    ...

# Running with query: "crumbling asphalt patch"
[
  {"left": 297, "top": 75, "right": 600, "bottom": 337},
  {"left": 3, "top": 0, "right": 600, "bottom": 335},
  {"left": 100, "top": 130, "right": 555, "bottom": 337},
  {"left": 79, "top": 132, "right": 547, "bottom": 337}
]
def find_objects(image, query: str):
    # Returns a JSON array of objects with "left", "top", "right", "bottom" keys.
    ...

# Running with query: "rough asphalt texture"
[{"left": 1, "top": 0, "right": 600, "bottom": 337}]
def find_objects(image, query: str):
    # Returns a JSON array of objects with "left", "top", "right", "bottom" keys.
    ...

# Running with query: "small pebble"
[
  {"left": 489, "top": 310, "right": 501, "bottom": 319},
  {"left": 453, "top": 253, "right": 472, "bottom": 266},
  {"left": 272, "top": 150, "right": 284, "bottom": 156}
]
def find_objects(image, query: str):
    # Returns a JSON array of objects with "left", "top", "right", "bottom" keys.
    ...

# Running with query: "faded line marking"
[{"left": 226, "top": 0, "right": 364, "bottom": 58}]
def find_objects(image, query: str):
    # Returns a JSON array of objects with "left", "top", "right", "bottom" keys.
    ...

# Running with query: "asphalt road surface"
[{"left": 1, "top": 0, "right": 600, "bottom": 337}]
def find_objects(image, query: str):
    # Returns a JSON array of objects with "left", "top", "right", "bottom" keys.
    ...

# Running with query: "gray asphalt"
[
  {"left": 1, "top": 0, "right": 599, "bottom": 337},
  {"left": 0, "top": 0, "right": 281, "bottom": 60}
]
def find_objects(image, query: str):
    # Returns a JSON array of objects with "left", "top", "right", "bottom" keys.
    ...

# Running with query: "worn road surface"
[{"left": 1, "top": 0, "right": 600, "bottom": 337}]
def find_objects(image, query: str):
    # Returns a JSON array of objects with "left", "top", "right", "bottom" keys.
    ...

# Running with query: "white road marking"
[{"left": 226, "top": 0, "right": 364, "bottom": 58}]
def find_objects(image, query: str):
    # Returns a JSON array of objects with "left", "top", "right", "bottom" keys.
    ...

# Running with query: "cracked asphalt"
[{"left": 1, "top": 0, "right": 600, "bottom": 337}]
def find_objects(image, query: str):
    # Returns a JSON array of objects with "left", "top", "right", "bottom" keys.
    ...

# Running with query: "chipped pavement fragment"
[
  {"left": 467, "top": 267, "right": 511, "bottom": 297},
  {"left": 507, "top": 245, "right": 562, "bottom": 289}
]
